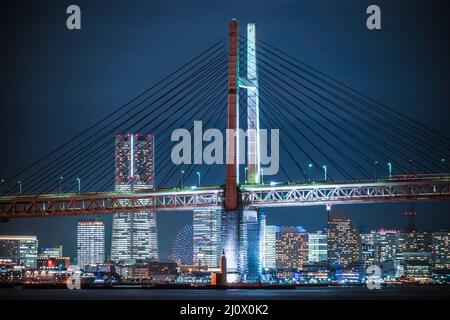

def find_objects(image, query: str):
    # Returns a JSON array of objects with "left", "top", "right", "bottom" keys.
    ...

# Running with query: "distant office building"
[
  {"left": 372, "top": 229, "right": 399, "bottom": 263},
  {"left": 361, "top": 233, "right": 376, "bottom": 268},
  {"left": 432, "top": 232, "right": 450, "bottom": 270},
  {"left": 396, "top": 231, "right": 432, "bottom": 254},
  {"left": 77, "top": 219, "right": 105, "bottom": 267},
  {"left": 263, "top": 225, "right": 278, "bottom": 270},
  {"left": 276, "top": 226, "right": 308, "bottom": 270},
  {"left": 327, "top": 218, "right": 362, "bottom": 267},
  {"left": 239, "top": 209, "right": 265, "bottom": 282},
  {"left": 39, "top": 245, "right": 63, "bottom": 258},
  {"left": 403, "top": 252, "right": 433, "bottom": 283},
  {"left": 307, "top": 231, "right": 327, "bottom": 263},
  {"left": 111, "top": 133, "right": 158, "bottom": 262},
  {"left": 193, "top": 208, "right": 222, "bottom": 268},
  {"left": 0, "top": 235, "right": 38, "bottom": 268}
]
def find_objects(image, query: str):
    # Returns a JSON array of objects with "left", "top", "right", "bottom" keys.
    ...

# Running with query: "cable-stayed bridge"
[
  {"left": 1, "top": 175, "right": 450, "bottom": 218},
  {"left": 1, "top": 20, "right": 450, "bottom": 219}
]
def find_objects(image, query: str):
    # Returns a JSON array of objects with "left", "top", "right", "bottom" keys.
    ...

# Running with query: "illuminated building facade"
[
  {"left": 221, "top": 210, "right": 239, "bottom": 283},
  {"left": 37, "top": 257, "right": 70, "bottom": 269},
  {"left": 403, "top": 252, "right": 433, "bottom": 283},
  {"left": 193, "top": 208, "right": 222, "bottom": 268},
  {"left": 307, "top": 231, "right": 327, "bottom": 263},
  {"left": 432, "top": 232, "right": 450, "bottom": 270},
  {"left": 396, "top": 231, "right": 433, "bottom": 254},
  {"left": 263, "top": 225, "right": 278, "bottom": 270},
  {"left": 327, "top": 218, "right": 362, "bottom": 267},
  {"left": 239, "top": 209, "right": 265, "bottom": 282},
  {"left": 276, "top": 226, "right": 308, "bottom": 270},
  {"left": 361, "top": 233, "right": 376, "bottom": 268},
  {"left": 77, "top": 219, "right": 105, "bottom": 267},
  {"left": 0, "top": 235, "right": 38, "bottom": 268},
  {"left": 39, "top": 245, "right": 63, "bottom": 258},
  {"left": 111, "top": 133, "right": 158, "bottom": 262},
  {"left": 372, "top": 229, "right": 399, "bottom": 263}
]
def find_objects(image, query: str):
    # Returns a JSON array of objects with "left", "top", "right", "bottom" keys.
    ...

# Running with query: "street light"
[
  {"left": 59, "top": 176, "right": 64, "bottom": 193},
  {"left": 308, "top": 163, "right": 313, "bottom": 182},
  {"left": 196, "top": 172, "right": 201, "bottom": 187},
  {"left": 76, "top": 177, "right": 81, "bottom": 193},
  {"left": 373, "top": 161, "right": 379, "bottom": 180},
  {"left": 387, "top": 162, "right": 392, "bottom": 179},
  {"left": 180, "top": 170, "right": 185, "bottom": 188},
  {"left": 408, "top": 159, "right": 413, "bottom": 174},
  {"left": 245, "top": 167, "right": 248, "bottom": 184},
  {"left": 18, "top": 180, "right": 22, "bottom": 195},
  {"left": 260, "top": 169, "right": 264, "bottom": 184},
  {"left": 322, "top": 165, "right": 327, "bottom": 181},
  {"left": 441, "top": 158, "right": 447, "bottom": 173}
]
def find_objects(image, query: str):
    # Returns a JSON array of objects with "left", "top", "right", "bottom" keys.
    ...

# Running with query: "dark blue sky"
[{"left": 0, "top": 0, "right": 449, "bottom": 260}]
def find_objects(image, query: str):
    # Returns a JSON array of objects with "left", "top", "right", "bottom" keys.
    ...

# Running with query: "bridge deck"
[{"left": 0, "top": 175, "right": 449, "bottom": 218}]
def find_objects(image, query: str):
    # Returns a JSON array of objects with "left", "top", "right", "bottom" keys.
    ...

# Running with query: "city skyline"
[{"left": 0, "top": 0, "right": 450, "bottom": 293}]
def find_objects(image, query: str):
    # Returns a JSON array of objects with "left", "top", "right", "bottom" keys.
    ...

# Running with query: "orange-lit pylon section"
[{"left": 225, "top": 19, "right": 239, "bottom": 211}]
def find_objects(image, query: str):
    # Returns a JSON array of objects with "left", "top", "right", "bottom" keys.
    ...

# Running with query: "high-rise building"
[
  {"left": 396, "top": 231, "right": 433, "bottom": 255},
  {"left": 263, "top": 225, "right": 278, "bottom": 270},
  {"left": 239, "top": 209, "right": 265, "bottom": 282},
  {"left": 0, "top": 235, "right": 38, "bottom": 268},
  {"left": 360, "top": 233, "right": 376, "bottom": 267},
  {"left": 372, "top": 229, "right": 399, "bottom": 263},
  {"left": 327, "top": 218, "right": 362, "bottom": 267},
  {"left": 39, "top": 245, "right": 63, "bottom": 258},
  {"left": 111, "top": 133, "right": 158, "bottom": 262},
  {"left": 432, "top": 232, "right": 450, "bottom": 270},
  {"left": 307, "top": 231, "right": 327, "bottom": 263},
  {"left": 77, "top": 219, "right": 105, "bottom": 267},
  {"left": 276, "top": 226, "right": 308, "bottom": 270},
  {"left": 193, "top": 208, "right": 222, "bottom": 268}
]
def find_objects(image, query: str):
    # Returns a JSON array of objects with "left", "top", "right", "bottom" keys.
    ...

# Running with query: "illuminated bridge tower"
[
  {"left": 244, "top": 23, "right": 261, "bottom": 185},
  {"left": 222, "top": 20, "right": 265, "bottom": 283}
]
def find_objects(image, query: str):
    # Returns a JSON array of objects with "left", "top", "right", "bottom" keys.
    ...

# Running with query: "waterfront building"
[
  {"left": 77, "top": 219, "right": 105, "bottom": 267},
  {"left": 111, "top": 133, "right": 158, "bottom": 262},
  {"left": 39, "top": 245, "right": 63, "bottom": 258},
  {"left": 239, "top": 209, "right": 266, "bottom": 282},
  {"left": 432, "top": 232, "right": 450, "bottom": 270},
  {"left": 193, "top": 208, "right": 222, "bottom": 268},
  {"left": 307, "top": 231, "right": 327, "bottom": 263},
  {"left": 276, "top": 226, "right": 308, "bottom": 270},
  {"left": 0, "top": 235, "right": 38, "bottom": 268},
  {"left": 263, "top": 225, "right": 278, "bottom": 270},
  {"left": 327, "top": 218, "right": 362, "bottom": 267}
]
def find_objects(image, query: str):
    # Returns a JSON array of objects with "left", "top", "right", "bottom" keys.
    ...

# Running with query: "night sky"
[{"left": 0, "top": 0, "right": 449, "bottom": 261}]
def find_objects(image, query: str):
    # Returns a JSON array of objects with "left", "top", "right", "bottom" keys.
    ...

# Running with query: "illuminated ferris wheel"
[{"left": 171, "top": 224, "right": 193, "bottom": 265}]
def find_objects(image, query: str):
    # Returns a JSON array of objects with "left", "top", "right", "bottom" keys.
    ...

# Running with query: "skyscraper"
[
  {"left": 263, "top": 225, "right": 278, "bottom": 270},
  {"left": 372, "top": 229, "right": 399, "bottom": 263},
  {"left": 111, "top": 133, "right": 158, "bottom": 262},
  {"left": 239, "top": 209, "right": 265, "bottom": 282},
  {"left": 276, "top": 226, "right": 308, "bottom": 270},
  {"left": 77, "top": 219, "right": 105, "bottom": 267},
  {"left": 0, "top": 235, "right": 38, "bottom": 268},
  {"left": 193, "top": 208, "right": 222, "bottom": 268},
  {"left": 307, "top": 231, "right": 327, "bottom": 263},
  {"left": 327, "top": 218, "right": 362, "bottom": 267}
]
